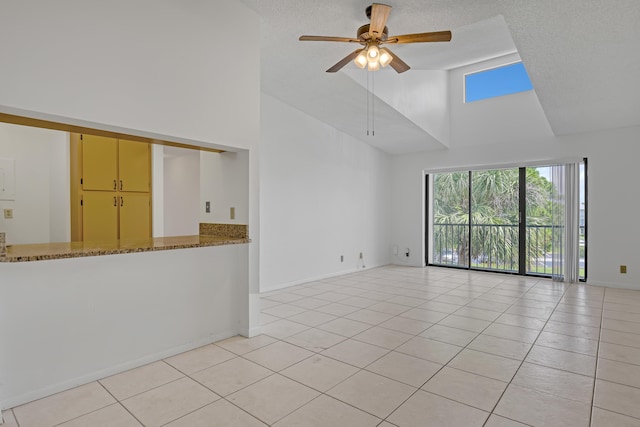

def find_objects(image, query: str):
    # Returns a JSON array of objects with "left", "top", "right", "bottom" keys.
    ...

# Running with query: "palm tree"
[{"left": 432, "top": 168, "right": 552, "bottom": 270}]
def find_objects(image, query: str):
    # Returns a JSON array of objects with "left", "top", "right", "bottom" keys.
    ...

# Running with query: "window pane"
[
  {"left": 432, "top": 172, "right": 469, "bottom": 267},
  {"left": 525, "top": 166, "right": 553, "bottom": 276},
  {"left": 429, "top": 163, "right": 586, "bottom": 281},
  {"left": 470, "top": 168, "right": 519, "bottom": 272},
  {"left": 465, "top": 62, "right": 533, "bottom": 103}
]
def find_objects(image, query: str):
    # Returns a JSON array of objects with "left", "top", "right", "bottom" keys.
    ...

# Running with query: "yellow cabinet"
[
  {"left": 82, "top": 192, "right": 119, "bottom": 242},
  {"left": 120, "top": 193, "right": 151, "bottom": 241},
  {"left": 118, "top": 139, "right": 150, "bottom": 192},
  {"left": 71, "top": 134, "right": 152, "bottom": 242},
  {"left": 82, "top": 135, "right": 118, "bottom": 191}
]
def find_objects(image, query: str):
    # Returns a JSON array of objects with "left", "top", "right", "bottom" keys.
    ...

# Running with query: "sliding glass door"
[
  {"left": 429, "top": 162, "right": 587, "bottom": 281},
  {"left": 525, "top": 166, "right": 554, "bottom": 276},
  {"left": 432, "top": 172, "right": 469, "bottom": 267},
  {"left": 470, "top": 168, "right": 520, "bottom": 273}
]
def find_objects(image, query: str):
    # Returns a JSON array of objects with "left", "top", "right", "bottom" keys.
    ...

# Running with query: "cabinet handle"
[
  {"left": 113, "top": 179, "right": 117, "bottom": 190},
  {"left": 120, "top": 180, "right": 123, "bottom": 191},
  {"left": 120, "top": 196, "right": 124, "bottom": 207},
  {"left": 113, "top": 196, "right": 117, "bottom": 207}
]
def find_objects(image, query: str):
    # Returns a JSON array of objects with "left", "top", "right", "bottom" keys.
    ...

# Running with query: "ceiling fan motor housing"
[{"left": 357, "top": 24, "right": 388, "bottom": 42}]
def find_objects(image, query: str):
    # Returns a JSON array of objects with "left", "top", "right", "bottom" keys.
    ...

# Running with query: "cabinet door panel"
[
  {"left": 82, "top": 135, "right": 118, "bottom": 191},
  {"left": 83, "top": 191, "right": 118, "bottom": 242},
  {"left": 119, "top": 140, "right": 150, "bottom": 192},
  {"left": 120, "top": 193, "right": 151, "bottom": 241}
]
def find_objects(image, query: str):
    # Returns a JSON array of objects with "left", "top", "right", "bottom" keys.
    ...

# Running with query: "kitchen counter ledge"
[{"left": 0, "top": 224, "right": 249, "bottom": 262}]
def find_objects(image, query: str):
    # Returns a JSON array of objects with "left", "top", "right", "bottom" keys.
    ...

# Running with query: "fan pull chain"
[
  {"left": 366, "top": 70, "right": 370, "bottom": 136},
  {"left": 372, "top": 71, "right": 375, "bottom": 136},
  {"left": 366, "top": 70, "right": 375, "bottom": 137}
]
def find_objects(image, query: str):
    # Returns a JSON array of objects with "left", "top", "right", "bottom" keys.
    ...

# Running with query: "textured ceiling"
[{"left": 258, "top": 0, "right": 640, "bottom": 154}]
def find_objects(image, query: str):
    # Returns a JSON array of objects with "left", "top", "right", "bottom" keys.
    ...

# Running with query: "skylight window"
[{"left": 465, "top": 62, "right": 533, "bottom": 103}]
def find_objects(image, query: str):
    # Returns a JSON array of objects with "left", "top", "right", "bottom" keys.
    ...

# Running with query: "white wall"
[
  {"left": 388, "top": 53, "right": 640, "bottom": 288},
  {"left": 200, "top": 151, "right": 249, "bottom": 224},
  {"left": 48, "top": 138, "right": 70, "bottom": 242},
  {"left": 151, "top": 145, "right": 165, "bottom": 237},
  {"left": 0, "top": 1, "right": 259, "bottom": 150},
  {"left": 0, "top": 123, "right": 239, "bottom": 243},
  {"left": 390, "top": 125, "right": 640, "bottom": 289},
  {"left": 345, "top": 69, "right": 451, "bottom": 145},
  {"left": 260, "top": 94, "right": 391, "bottom": 291},
  {"left": 0, "top": 123, "right": 69, "bottom": 244},
  {"left": 163, "top": 147, "right": 200, "bottom": 236},
  {"left": 0, "top": 0, "right": 261, "bottom": 408},
  {"left": 450, "top": 53, "right": 554, "bottom": 147},
  {"left": 0, "top": 244, "right": 248, "bottom": 410}
]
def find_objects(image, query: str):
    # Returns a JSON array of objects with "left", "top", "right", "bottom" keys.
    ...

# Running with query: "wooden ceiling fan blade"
[
  {"left": 369, "top": 3, "right": 392, "bottom": 40},
  {"left": 385, "top": 48, "right": 410, "bottom": 73},
  {"left": 299, "top": 35, "right": 360, "bottom": 43},
  {"left": 326, "top": 49, "right": 364, "bottom": 73},
  {"left": 385, "top": 30, "right": 452, "bottom": 44}
]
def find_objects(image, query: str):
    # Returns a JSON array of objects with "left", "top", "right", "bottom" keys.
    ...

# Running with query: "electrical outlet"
[
  {"left": 230, "top": 207, "right": 235, "bottom": 220},
  {"left": 205, "top": 201, "right": 211, "bottom": 213},
  {"left": 620, "top": 265, "right": 627, "bottom": 274},
  {"left": 340, "top": 255, "right": 344, "bottom": 262},
  {"left": 3, "top": 208, "right": 13, "bottom": 219},
  {"left": 405, "top": 248, "right": 410, "bottom": 257},
  {"left": 359, "top": 252, "right": 363, "bottom": 259}
]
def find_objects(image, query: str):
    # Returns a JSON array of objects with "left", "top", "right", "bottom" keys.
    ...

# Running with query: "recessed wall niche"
[{"left": 0, "top": 121, "right": 248, "bottom": 245}]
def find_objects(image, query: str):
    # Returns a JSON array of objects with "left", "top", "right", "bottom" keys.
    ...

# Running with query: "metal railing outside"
[{"left": 432, "top": 223, "right": 586, "bottom": 280}]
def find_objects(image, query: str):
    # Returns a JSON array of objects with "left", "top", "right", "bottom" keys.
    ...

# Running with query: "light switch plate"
[
  {"left": 230, "top": 207, "right": 235, "bottom": 220},
  {"left": 4, "top": 208, "right": 13, "bottom": 219}
]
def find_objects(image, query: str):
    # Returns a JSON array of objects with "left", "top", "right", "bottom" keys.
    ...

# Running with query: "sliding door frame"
[
  {"left": 518, "top": 168, "right": 527, "bottom": 275},
  {"left": 426, "top": 163, "right": 587, "bottom": 281}
]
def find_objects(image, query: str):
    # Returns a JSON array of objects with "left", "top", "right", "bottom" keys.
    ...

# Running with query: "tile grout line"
[
  {"left": 226, "top": 278, "right": 632, "bottom": 424},
  {"left": 100, "top": 370, "right": 186, "bottom": 403},
  {"left": 228, "top": 331, "right": 400, "bottom": 426},
  {"left": 108, "top": 353, "right": 271, "bottom": 427},
  {"left": 382, "top": 279, "right": 528, "bottom": 424},
  {"left": 230, "top": 330, "right": 389, "bottom": 425},
  {"left": 10, "top": 409, "right": 21, "bottom": 427},
  {"left": 588, "top": 285, "right": 607, "bottom": 427},
  {"left": 259, "top": 275, "right": 497, "bottom": 424},
  {"left": 94, "top": 381, "right": 145, "bottom": 427},
  {"left": 156, "top": 399, "right": 222, "bottom": 427},
  {"left": 480, "top": 279, "right": 577, "bottom": 424},
  {"left": 16, "top": 268, "right": 638, "bottom": 427},
  {"left": 185, "top": 355, "right": 279, "bottom": 426},
  {"left": 284, "top": 274, "right": 552, "bottom": 420}
]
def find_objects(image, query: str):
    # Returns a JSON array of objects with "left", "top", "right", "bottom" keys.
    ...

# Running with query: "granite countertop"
[{"left": 0, "top": 224, "right": 249, "bottom": 262}]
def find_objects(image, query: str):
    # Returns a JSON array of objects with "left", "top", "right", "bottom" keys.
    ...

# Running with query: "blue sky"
[{"left": 465, "top": 62, "right": 533, "bottom": 102}]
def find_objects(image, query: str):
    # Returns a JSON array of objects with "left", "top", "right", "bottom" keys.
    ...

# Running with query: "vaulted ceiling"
[{"left": 251, "top": 1, "right": 640, "bottom": 154}]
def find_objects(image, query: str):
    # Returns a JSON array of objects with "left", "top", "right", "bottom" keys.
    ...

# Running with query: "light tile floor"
[{"left": 7, "top": 266, "right": 640, "bottom": 426}]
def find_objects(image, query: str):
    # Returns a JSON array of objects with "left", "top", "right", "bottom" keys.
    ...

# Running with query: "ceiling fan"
[{"left": 299, "top": 3, "right": 452, "bottom": 74}]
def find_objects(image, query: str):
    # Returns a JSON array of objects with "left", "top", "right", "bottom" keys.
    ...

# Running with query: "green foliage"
[{"left": 433, "top": 168, "right": 554, "bottom": 269}]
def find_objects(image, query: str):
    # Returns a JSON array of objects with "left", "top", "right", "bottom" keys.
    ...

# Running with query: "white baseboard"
[
  {"left": 260, "top": 264, "right": 383, "bottom": 293},
  {"left": 1, "top": 330, "right": 236, "bottom": 411},
  {"left": 390, "top": 256, "right": 424, "bottom": 268},
  {"left": 585, "top": 280, "right": 640, "bottom": 291},
  {"left": 240, "top": 326, "right": 263, "bottom": 338}
]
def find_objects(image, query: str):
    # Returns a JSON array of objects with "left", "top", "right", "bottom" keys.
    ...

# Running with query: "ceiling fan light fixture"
[
  {"left": 300, "top": 3, "right": 452, "bottom": 74},
  {"left": 354, "top": 50, "right": 368, "bottom": 69},
  {"left": 379, "top": 48, "right": 393, "bottom": 67},
  {"left": 366, "top": 44, "right": 380, "bottom": 64}
]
